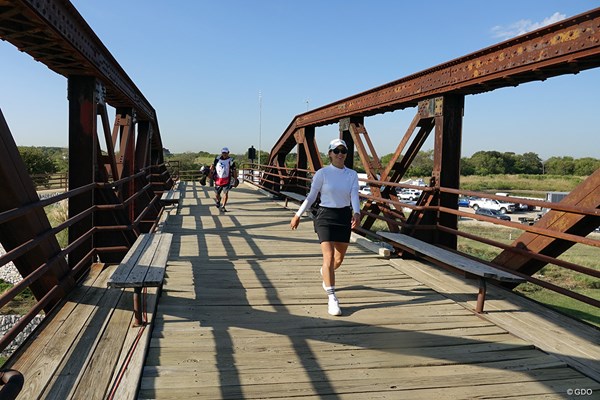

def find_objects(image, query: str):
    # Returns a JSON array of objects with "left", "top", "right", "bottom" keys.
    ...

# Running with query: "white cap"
[
  {"left": 221, "top": 147, "right": 230, "bottom": 153},
  {"left": 328, "top": 138, "right": 347, "bottom": 151}
]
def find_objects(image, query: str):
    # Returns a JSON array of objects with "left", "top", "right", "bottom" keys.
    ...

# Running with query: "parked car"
[
  {"left": 358, "top": 185, "right": 371, "bottom": 196},
  {"left": 475, "top": 208, "right": 511, "bottom": 221},
  {"left": 458, "top": 197, "right": 470, "bottom": 207},
  {"left": 397, "top": 188, "right": 422, "bottom": 201},
  {"left": 496, "top": 192, "right": 535, "bottom": 211},
  {"left": 469, "top": 197, "right": 516, "bottom": 214}
]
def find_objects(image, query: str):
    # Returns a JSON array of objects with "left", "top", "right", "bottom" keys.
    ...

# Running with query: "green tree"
[
  {"left": 18, "top": 146, "right": 57, "bottom": 175},
  {"left": 53, "top": 150, "right": 69, "bottom": 173},
  {"left": 406, "top": 150, "right": 434, "bottom": 177},
  {"left": 573, "top": 157, "right": 600, "bottom": 176},
  {"left": 166, "top": 152, "right": 204, "bottom": 171},
  {"left": 380, "top": 153, "right": 394, "bottom": 167},
  {"left": 469, "top": 151, "right": 506, "bottom": 175},
  {"left": 247, "top": 150, "right": 270, "bottom": 166},
  {"left": 545, "top": 156, "right": 575, "bottom": 175},
  {"left": 513, "top": 152, "right": 542, "bottom": 174},
  {"left": 503, "top": 152, "right": 517, "bottom": 174},
  {"left": 460, "top": 157, "right": 476, "bottom": 176}
]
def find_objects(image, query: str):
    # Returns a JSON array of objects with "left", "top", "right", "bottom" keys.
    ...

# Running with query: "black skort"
[{"left": 314, "top": 206, "right": 352, "bottom": 243}]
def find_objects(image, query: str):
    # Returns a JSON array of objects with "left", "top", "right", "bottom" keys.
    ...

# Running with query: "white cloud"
[{"left": 491, "top": 12, "right": 566, "bottom": 40}]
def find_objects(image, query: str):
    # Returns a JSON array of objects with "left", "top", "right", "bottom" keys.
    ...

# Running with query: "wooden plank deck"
[
  {"left": 140, "top": 182, "right": 600, "bottom": 399},
  {"left": 5, "top": 263, "right": 161, "bottom": 400}
]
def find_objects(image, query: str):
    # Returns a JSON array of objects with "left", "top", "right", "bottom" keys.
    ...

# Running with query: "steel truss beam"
[
  {"left": 0, "top": 0, "right": 170, "bottom": 265},
  {"left": 0, "top": 0, "right": 155, "bottom": 121},
  {"left": 493, "top": 168, "right": 600, "bottom": 279},
  {"left": 295, "top": 7, "right": 600, "bottom": 127},
  {"left": 268, "top": 7, "right": 600, "bottom": 168},
  {"left": 67, "top": 76, "right": 162, "bottom": 266},
  {"left": 0, "top": 0, "right": 166, "bottom": 167},
  {"left": 293, "top": 127, "right": 321, "bottom": 192},
  {"left": 265, "top": 7, "right": 600, "bottom": 280},
  {"left": 0, "top": 108, "right": 73, "bottom": 311},
  {"left": 340, "top": 118, "right": 403, "bottom": 232}
]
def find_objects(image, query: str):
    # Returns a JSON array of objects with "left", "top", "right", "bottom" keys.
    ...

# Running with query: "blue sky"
[{"left": 1, "top": 0, "right": 599, "bottom": 160}]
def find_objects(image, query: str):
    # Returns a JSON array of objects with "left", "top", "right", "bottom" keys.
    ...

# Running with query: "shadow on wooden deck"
[{"left": 140, "top": 183, "right": 600, "bottom": 399}]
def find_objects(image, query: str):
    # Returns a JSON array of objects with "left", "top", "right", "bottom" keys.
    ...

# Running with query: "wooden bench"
[
  {"left": 280, "top": 190, "right": 307, "bottom": 208},
  {"left": 377, "top": 231, "right": 525, "bottom": 313},
  {"left": 160, "top": 181, "right": 181, "bottom": 204},
  {"left": 108, "top": 233, "right": 173, "bottom": 326}
]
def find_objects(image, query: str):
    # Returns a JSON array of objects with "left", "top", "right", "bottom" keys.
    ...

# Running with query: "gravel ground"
[{"left": 1, "top": 245, "right": 41, "bottom": 358}]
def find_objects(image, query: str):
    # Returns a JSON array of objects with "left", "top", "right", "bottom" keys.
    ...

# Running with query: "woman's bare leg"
[
  {"left": 333, "top": 242, "right": 349, "bottom": 271},
  {"left": 321, "top": 241, "right": 350, "bottom": 285},
  {"left": 320, "top": 241, "right": 335, "bottom": 287}
]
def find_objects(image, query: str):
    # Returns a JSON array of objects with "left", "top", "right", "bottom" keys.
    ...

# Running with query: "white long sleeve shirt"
[{"left": 295, "top": 165, "right": 361, "bottom": 217}]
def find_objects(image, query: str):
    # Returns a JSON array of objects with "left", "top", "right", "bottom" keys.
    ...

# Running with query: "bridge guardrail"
[
  {"left": 0, "top": 163, "right": 174, "bottom": 361},
  {"left": 241, "top": 162, "right": 600, "bottom": 320}
]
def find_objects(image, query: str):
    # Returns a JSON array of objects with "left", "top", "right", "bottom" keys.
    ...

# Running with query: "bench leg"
[
  {"left": 0, "top": 369, "right": 24, "bottom": 400},
  {"left": 133, "top": 287, "right": 144, "bottom": 327},
  {"left": 476, "top": 278, "right": 487, "bottom": 313}
]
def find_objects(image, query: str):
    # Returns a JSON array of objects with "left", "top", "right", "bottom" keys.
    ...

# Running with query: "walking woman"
[{"left": 290, "top": 138, "right": 361, "bottom": 316}]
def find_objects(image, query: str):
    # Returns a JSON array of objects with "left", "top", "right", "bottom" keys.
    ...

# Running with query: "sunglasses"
[{"left": 331, "top": 148, "right": 347, "bottom": 155}]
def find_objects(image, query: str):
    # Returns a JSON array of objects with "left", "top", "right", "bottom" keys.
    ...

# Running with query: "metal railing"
[
  {"left": 0, "top": 163, "right": 174, "bottom": 358},
  {"left": 241, "top": 162, "right": 600, "bottom": 314}
]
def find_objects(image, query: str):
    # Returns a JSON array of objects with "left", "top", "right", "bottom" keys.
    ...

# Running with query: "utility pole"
[{"left": 259, "top": 91, "right": 262, "bottom": 166}]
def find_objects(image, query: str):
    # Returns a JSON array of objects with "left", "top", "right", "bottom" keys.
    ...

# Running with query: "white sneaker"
[{"left": 328, "top": 298, "right": 342, "bottom": 316}]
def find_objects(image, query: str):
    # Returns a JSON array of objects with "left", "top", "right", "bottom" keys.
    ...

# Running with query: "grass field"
[{"left": 460, "top": 174, "right": 586, "bottom": 195}]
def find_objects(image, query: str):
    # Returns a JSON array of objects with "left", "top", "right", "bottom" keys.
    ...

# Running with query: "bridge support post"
[
  {"left": 135, "top": 121, "right": 160, "bottom": 232},
  {"left": 433, "top": 94, "right": 464, "bottom": 249},
  {"left": 294, "top": 128, "right": 308, "bottom": 193},
  {"left": 68, "top": 76, "right": 98, "bottom": 273}
]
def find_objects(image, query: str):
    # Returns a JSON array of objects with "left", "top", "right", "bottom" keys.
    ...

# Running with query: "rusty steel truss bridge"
[{"left": 0, "top": 1, "right": 599, "bottom": 398}]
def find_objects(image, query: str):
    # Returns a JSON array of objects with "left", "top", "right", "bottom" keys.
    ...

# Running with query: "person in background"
[
  {"left": 290, "top": 138, "right": 360, "bottom": 316},
  {"left": 210, "top": 147, "right": 236, "bottom": 212},
  {"left": 198, "top": 165, "right": 210, "bottom": 186}
]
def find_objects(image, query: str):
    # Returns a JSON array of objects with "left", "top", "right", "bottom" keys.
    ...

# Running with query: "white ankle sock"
[{"left": 323, "top": 285, "right": 336, "bottom": 300}]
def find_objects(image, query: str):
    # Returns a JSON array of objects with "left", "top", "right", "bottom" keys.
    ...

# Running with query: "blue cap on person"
[
  {"left": 328, "top": 139, "right": 347, "bottom": 151},
  {"left": 221, "top": 147, "right": 229, "bottom": 153}
]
